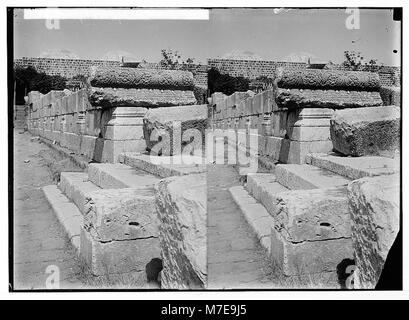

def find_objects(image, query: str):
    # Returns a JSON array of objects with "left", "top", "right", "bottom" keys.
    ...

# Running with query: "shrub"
[
  {"left": 14, "top": 66, "right": 67, "bottom": 94},
  {"left": 207, "top": 67, "right": 250, "bottom": 95}
]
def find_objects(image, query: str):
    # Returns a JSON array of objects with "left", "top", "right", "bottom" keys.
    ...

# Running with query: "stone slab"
[
  {"left": 59, "top": 172, "right": 101, "bottom": 214},
  {"left": 348, "top": 174, "right": 400, "bottom": 289},
  {"left": 80, "top": 187, "right": 160, "bottom": 277},
  {"left": 330, "top": 106, "right": 400, "bottom": 156},
  {"left": 229, "top": 185, "right": 274, "bottom": 254},
  {"left": 275, "top": 164, "right": 351, "bottom": 190},
  {"left": 246, "top": 173, "right": 289, "bottom": 205},
  {"left": 88, "top": 163, "right": 160, "bottom": 189},
  {"left": 43, "top": 184, "right": 82, "bottom": 251},
  {"left": 155, "top": 173, "right": 206, "bottom": 289},
  {"left": 119, "top": 153, "right": 206, "bottom": 178},
  {"left": 269, "top": 187, "right": 353, "bottom": 275},
  {"left": 305, "top": 153, "right": 400, "bottom": 180}
]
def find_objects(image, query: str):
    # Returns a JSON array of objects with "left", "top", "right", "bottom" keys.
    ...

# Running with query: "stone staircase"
[
  {"left": 229, "top": 152, "right": 399, "bottom": 286},
  {"left": 43, "top": 158, "right": 162, "bottom": 279},
  {"left": 43, "top": 152, "right": 207, "bottom": 287}
]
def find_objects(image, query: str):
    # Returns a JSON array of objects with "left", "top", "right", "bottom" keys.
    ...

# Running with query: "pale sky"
[{"left": 13, "top": 8, "right": 401, "bottom": 66}]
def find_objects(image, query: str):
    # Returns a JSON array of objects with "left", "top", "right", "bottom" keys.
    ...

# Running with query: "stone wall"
[
  {"left": 26, "top": 67, "right": 198, "bottom": 163},
  {"left": 208, "top": 58, "right": 401, "bottom": 87},
  {"left": 14, "top": 57, "right": 122, "bottom": 79},
  {"left": 210, "top": 68, "right": 385, "bottom": 164},
  {"left": 14, "top": 57, "right": 400, "bottom": 91},
  {"left": 14, "top": 57, "right": 208, "bottom": 89}
]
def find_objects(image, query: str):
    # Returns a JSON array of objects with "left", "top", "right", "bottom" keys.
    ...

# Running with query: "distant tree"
[
  {"left": 14, "top": 66, "right": 67, "bottom": 94},
  {"left": 159, "top": 49, "right": 195, "bottom": 69},
  {"left": 208, "top": 67, "right": 250, "bottom": 95},
  {"left": 342, "top": 51, "right": 381, "bottom": 72}
]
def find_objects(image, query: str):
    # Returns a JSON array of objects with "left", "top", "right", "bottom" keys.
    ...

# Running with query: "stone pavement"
[
  {"left": 207, "top": 164, "right": 275, "bottom": 289},
  {"left": 13, "top": 130, "right": 84, "bottom": 289}
]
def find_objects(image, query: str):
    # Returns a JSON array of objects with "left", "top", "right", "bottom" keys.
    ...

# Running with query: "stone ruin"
[
  {"left": 26, "top": 66, "right": 197, "bottom": 163},
  {"left": 212, "top": 67, "right": 400, "bottom": 288},
  {"left": 28, "top": 63, "right": 400, "bottom": 289},
  {"left": 32, "top": 66, "right": 207, "bottom": 288}
]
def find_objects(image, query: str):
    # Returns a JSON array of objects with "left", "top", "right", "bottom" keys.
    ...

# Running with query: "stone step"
[
  {"left": 88, "top": 162, "right": 160, "bottom": 189},
  {"left": 306, "top": 153, "right": 400, "bottom": 180},
  {"left": 119, "top": 152, "right": 207, "bottom": 178},
  {"left": 229, "top": 185, "right": 275, "bottom": 255},
  {"left": 231, "top": 181, "right": 353, "bottom": 277},
  {"left": 43, "top": 184, "right": 82, "bottom": 251},
  {"left": 246, "top": 173, "right": 289, "bottom": 202},
  {"left": 59, "top": 172, "right": 101, "bottom": 214},
  {"left": 275, "top": 163, "right": 351, "bottom": 190}
]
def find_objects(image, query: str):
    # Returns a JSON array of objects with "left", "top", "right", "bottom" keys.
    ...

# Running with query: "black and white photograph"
[{"left": 6, "top": 3, "right": 405, "bottom": 296}]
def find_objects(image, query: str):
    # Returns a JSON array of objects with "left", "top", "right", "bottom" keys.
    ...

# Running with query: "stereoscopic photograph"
[{"left": 10, "top": 7, "right": 401, "bottom": 290}]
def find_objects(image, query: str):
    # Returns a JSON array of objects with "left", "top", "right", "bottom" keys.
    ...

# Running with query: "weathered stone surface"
[
  {"left": 155, "top": 173, "right": 206, "bottom": 289},
  {"left": 89, "top": 87, "right": 196, "bottom": 108},
  {"left": 305, "top": 153, "right": 400, "bottom": 180},
  {"left": 88, "top": 163, "right": 159, "bottom": 189},
  {"left": 83, "top": 188, "right": 157, "bottom": 241},
  {"left": 330, "top": 106, "right": 400, "bottom": 156},
  {"left": 80, "top": 188, "right": 160, "bottom": 276},
  {"left": 275, "top": 164, "right": 350, "bottom": 190},
  {"left": 276, "top": 68, "right": 380, "bottom": 91},
  {"left": 348, "top": 174, "right": 400, "bottom": 289},
  {"left": 143, "top": 104, "right": 208, "bottom": 155},
  {"left": 276, "top": 88, "right": 383, "bottom": 109},
  {"left": 119, "top": 153, "right": 206, "bottom": 178},
  {"left": 90, "top": 67, "right": 194, "bottom": 90},
  {"left": 268, "top": 187, "right": 354, "bottom": 275}
]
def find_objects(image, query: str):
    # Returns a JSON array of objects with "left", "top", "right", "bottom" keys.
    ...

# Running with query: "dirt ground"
[{"left": 13, "top": 130, "right": 86, "bottom": 290}]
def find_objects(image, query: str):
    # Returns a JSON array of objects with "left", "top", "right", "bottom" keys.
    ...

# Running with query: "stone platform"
[
  {"left": 43, "top": 159, "right": 162, "bottom": 283},
  {"left": 43, "top": 151, "right": 207, "bottom": 288},
  {"left": 230, "top": 151, "right": 399, "bottom": 286}
]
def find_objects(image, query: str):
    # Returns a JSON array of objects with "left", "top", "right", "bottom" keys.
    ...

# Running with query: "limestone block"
[
  {"left": 348, "top": 174, "right": 400, "bottom": 289},
  {"left": 76, "top": 89, "right": 89, "bottom": 112},
  {"left": 211, "top": 92, "right": 227, "bottom": 107},
  {"left": 61, "top": 96, "right": 69, "bottom": 115},
  {"left": 252, "top": 92, "right": 264, "bottom": 114},
  {"left": 305, "top": 153, "right": 400, "bottom": 180},
  {"left": 330, "top": 106, "right": 400, "bottom": 156},
  {"left": 79, "top": 135, "right": 98, "bottom": 159},
  {"left": 268, "top": 187, "right": 353, "bottom": 275},
  {"left": 80, "top": 188, "right": 160, "bottom": 276},
  {"left": 94, "top": 139, "right": 146, "bottom": 163},
  {"left": 245, "top": 97, "right": 252, "bottom": 115},
  {"left": 49, "top": 90, "right": 66, "bottom": 104},
  {"left": 85, "top": 109, "right": 102, "bottom": 137},
  {"left": 276, "top": 88, "right": 383, "bottom": 109},
  {"left": 271, "top": 229, "right": 353, "bottom": 276},
  {"left": 271, "top": 110, "right": 288, "bottom": 137},
  {"left": 284, "top": 140, "right": 334, "bottom": 164},
  {"left": 155, "top": 173, "right": 206, "bottom": 289},
  {"left": 60, "top": 132, "right": 81, "bottom": 153},
  {"left": 91, "top": 67, "right": 194, "bottom": 90},
  {"left": 42, "top": 92, "right": 52, "bottom": 107},
  {"left": 27, "top": 91, "right": 43, "bottom": 106},
  {"left": 104, "top": 124, "right": 144, "bottom": 141},
  {"left": 262, "top": 89, "right": 275, "bottom": 113},
  {"left": 89, "top": 87, "right": 196, "bottom": 108},
  {"left": 52, "top": 99, "right": 61, "bottom": 116},
  {"left": 276, "top": 68, "right": 380, "bottom": 91},
  {"left": 67, "top": 92, "right": 78, "bottom": 113}
]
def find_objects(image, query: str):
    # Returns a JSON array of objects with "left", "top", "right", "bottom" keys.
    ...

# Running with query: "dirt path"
[
  {"left": 13, "top": 130, "right": 84, "bottom": 290},
  {"left": 207, "top": 164, "right": 275, "bottom": 289}
]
